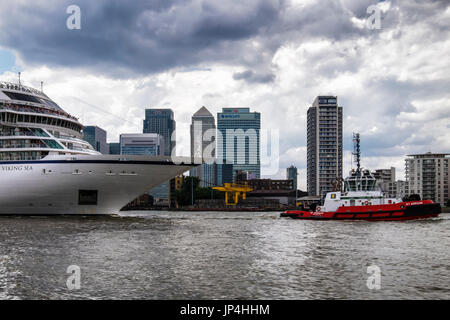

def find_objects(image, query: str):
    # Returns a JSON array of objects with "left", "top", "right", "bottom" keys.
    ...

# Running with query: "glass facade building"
[
  {"left": 143, "top": 109, "right": 176, "bottom": 156},
  {"left": 189, "top": 106, "right": 217, "bottom": 187},
  {"left": 120, "top": 133, "right": 164, "bottom": 156},
  {"left": 83, "top": 126, "right": 108, "bottom": 154},
  {"left": 108, "top": 142, "right": 120, "bottom": 155},
  {"left": 286, "top": 165, "right": 298, "bottom": 190},
  {"left": 119, "top": 133, "right": 169, "bottom": 200},
  {"left": 217, "top": 107, "right": 260, "bottom": 181}
]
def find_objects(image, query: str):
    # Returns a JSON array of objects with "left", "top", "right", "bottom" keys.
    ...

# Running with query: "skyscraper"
[
  {"left": 83, "top": 126, "right": 108, "bottom": 154},
  {"left": 190, "top": 106, "right": 217, "bottom": 187},
  {"left": 286, "top": 165, "right": 298, "bottom": 190},
  {"left": 307, "top": 96, "right": 343, "bottom": 197},
  {"left": 143, "top": 109, "right": 176, "bottom": 156},
  {"left": 217, "top": 107, "right": 260, "bottom": 181}
]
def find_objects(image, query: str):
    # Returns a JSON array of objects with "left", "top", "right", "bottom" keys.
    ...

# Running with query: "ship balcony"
[
  {"left": 0, "top": 142, "right": 49, "bottom": 149},
  {"left": 0, "top": 130, "right": 36, "bottom": 137},
  {"left": 56, "top": 135, "right": 89, "bottom": 144},
  {"left": 66, "top": 145, "right": 96, "bottom": 153}
]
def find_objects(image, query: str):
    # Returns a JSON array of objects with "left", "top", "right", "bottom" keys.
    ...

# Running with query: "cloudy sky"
[{"left": 0, "top": 0, "right": 449, "bottom": 189}]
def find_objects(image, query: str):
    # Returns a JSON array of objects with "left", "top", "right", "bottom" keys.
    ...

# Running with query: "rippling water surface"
[{"left": 0, "top": 211, "right": 449, "bottom": 299}]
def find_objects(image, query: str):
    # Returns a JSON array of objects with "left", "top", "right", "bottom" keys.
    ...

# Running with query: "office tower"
[
  {"left": 216, "top": 164, "right": 234, "bottom": 186},
  {"left": 108, "top": 142, "right": 120, "bottom": 155},
  {"left": 217, "top": 107, "right": 260, "bottom": 181},
  {"left": 405, "top": 152, "right": 449, "bottom": 206},
  {"left": 307, "top": 96, "right": 343, "bottom": 197},
  {"left": 190, "top": 106, "right": 217, "bottom": 187},
  {"left": 286, "top": 165, "right": 298, "bottom": 190},
  {"left": 119, "top": 133, "right": 164, "bottom": 155},
  {"left": 143, "top": 109, "right": 176, "bottom": 156},
  {"left": 120, "top": 133, "right": 168, "bottom": 201},
  {"left": 83, "top": 126, "right": 108, "bottom": 154}
]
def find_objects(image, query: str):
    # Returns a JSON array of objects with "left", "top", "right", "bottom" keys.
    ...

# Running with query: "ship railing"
[
  {"left": 0, "top": 81, "right": 49, "bottom": 98},
  {"left": 0, "top": 131, "right": 36, "bottom": 137},
  {"left": 57, "top": 135, "right": 86, "bottom": 143},
  {"left": 0, "top": 102, "right": 79, "bottom": 121},
  {"left": 67, "top": 146, "right": 94, "bottom": 152},
  {"left": 0, "top": 143, "right": 48, "bottom": 149}
]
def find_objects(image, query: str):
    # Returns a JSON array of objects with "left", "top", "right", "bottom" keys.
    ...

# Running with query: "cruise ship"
[{"left": 0, "top": 81, "right": 195, "bottom": 215}]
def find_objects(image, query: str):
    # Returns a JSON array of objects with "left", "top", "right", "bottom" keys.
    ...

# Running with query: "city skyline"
[{"left": 0, "top": 0, "right": 449, "bottom": 190}]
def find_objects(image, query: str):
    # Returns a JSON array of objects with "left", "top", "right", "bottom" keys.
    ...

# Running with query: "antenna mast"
[{"left": 352, "top": 132, "right": 361, "bottom": 177}]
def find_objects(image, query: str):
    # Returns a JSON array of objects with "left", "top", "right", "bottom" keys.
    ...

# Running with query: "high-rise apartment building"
[
  {"left": 217, "top": 107, "right": 260, "bottom": 181},
  {"left": 307, "top": 96, "right": 343, "bottom": 197},
  {"left": 190, "top": 106, "right": 217, "bottom": 187},
  {"left": 405, "top": 152, "right": 449, "bottom": 206},
  {"left": 83, "top": 126, "right": 108, "bottom": 154},
  {"left": 143, "top": 109, "right": 176, "bottom": 156}
]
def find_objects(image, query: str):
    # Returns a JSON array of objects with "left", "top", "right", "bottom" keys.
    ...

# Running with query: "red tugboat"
[{"left": 282, "top": 134, "right": 441, "bottom": 221}]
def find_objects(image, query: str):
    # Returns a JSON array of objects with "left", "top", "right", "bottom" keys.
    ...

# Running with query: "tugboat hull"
[{"left": 282, "top": 201, "right": 441, "bottom": 221}]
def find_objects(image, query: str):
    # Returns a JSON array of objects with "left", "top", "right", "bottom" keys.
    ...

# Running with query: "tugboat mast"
[{"left": 353, "top": 132, "right": 361, "bottom": 178}]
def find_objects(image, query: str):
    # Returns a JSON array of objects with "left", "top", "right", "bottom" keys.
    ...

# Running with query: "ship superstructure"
[{"left": 0, "top": 81, "right": 97, "bottom": 160}]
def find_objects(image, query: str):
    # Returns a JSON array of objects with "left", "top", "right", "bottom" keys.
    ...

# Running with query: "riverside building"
[
  {"left": 217, "top": 107, "right": 260, "bottom": 182},
  {"left": 119, "top": 133, "right": 164, "bottom": 156},
  {"left": 307, "top": 96, "right": 343, "bottom": 197},
  {"left": 143, "top": 108, "right": 176, "bottom": 156},
  {"left": 83, "top": 126, "right": 108, "bottom": 154},
  {"left": 190, "top": 106, "right": 217, "bottom": 187},
  {"left": 405, "top": 152, "right": 449, "bottom": 206}
]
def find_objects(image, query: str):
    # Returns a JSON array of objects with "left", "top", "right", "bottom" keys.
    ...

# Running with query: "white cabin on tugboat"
[{"left": 318, "top": 169, "right": 402, "bottom": 212}]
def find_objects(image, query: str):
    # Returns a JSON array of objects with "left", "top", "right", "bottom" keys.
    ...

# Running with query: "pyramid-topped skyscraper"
[{"left": 190, "top": 106, "right": 216, "bottom": 187}]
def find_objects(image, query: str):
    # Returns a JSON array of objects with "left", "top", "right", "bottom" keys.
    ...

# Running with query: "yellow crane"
[{"left": 213, "top": 183, "right": 253, "bottom": 206}]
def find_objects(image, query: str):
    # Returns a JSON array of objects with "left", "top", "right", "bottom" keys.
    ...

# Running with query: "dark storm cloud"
[
  {"left": 0, "top": 0, "right": 283, "bottom": 77},
  {"left": 0, "top": 0, "right": 387, "bottom": 79},
  {"left": 1, "top": 0, "right": 449, "bottom": 81}
]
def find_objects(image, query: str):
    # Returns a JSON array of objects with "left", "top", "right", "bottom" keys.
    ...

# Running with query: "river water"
[{"left": 0, "top": 211, "right": 448, "bottom": 300}]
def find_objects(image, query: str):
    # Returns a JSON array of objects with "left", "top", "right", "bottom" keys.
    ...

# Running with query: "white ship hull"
[{"left": 0, "top": 155, "right": 195, "bottom": 215}]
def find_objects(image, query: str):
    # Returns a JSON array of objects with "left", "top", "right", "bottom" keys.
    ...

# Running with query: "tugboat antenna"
[{"left": 352, "top": 132, "right": 361, "bottom": 177}]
